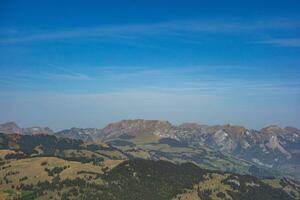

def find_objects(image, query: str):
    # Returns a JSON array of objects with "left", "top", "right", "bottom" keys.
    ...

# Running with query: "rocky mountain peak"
[
  {"left": 260, "top": 125, "right": 298, "bottom": 136},
  {"left": 101, "top": 119, "right": 173, "bottom": 139},
  {"left": 178, "top": 123, "right": 206, "bottom": 130},
  {"left": 284, "top": 126, "right": 300, "bottom": 135},
  {"left": 0, "top": 122, "right": 21, "bottom": 134},
  {"left": 220, "top": 124, "right": 247, "bottom": 137},
  {"left": 261, "top": 125, "right": 282, "bottom": 132},
  {"left": 0, "top": 122, "right": 54, "bottom": 135}
]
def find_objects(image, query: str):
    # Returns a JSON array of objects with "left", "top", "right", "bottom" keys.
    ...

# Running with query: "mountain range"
[{"left": 1, "top": 119, "right": 299, "bottom": 179}]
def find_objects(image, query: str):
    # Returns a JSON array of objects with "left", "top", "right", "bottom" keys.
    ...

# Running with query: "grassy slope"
[
  {"left": 0, "top": 150, "right": 123, "bottom": 199},
  {"left": 0, "top": 153, "right": 299, "bottom": 200}
]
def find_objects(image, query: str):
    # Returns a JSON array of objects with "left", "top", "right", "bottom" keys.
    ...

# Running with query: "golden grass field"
[{"left": 0, "top": 150, "right": 123, "bottom": 199}]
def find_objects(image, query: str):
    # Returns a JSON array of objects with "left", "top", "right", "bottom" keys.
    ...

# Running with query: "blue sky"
[{"left": 0, "top": 0, "right": 300, "bottom": 130}]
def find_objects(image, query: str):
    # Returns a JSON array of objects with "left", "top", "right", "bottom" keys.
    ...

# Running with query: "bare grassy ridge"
[{"left": 0, "top": 151, "right": 123, "bottom": 199}]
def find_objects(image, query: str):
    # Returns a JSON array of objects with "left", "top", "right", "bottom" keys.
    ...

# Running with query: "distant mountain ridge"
[
  {"left": 55, "top": 127, "right": 99, "bottom": 142},
  {"left": 0, "top": 122, "right": 22, "bottom": 134},
  {"left": 0, "top": 121, "right": 54, "bottom": 135},
  {"left": 1, "top": 119, "right": 299, "bottom": 179}
]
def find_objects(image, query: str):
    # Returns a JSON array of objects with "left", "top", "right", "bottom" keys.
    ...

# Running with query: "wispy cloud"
[
  {"left": 45, "top": 72, "right": 92, "bottom": 81},
  {"left": 1, "top": 18, "right": 299, "bottom": 44},
  {"left": 0, "top": 66, "right": 93, "bottom": 91},
  {"left": 43, "top": 65, "right": 93, "bottom": 81},
  {"left": 0, "top": 75, "right": 38, "bottom": 90},
  {"left": 1, "top": 64, "right": 299, "bottom": 96},
  {"left": 259, "top": 38, "right": 300, "bottom": 47}
]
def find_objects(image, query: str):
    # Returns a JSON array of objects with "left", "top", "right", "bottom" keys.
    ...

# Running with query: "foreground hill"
[
  {"left": 0, "top": 133, "right": 128, "bottom": 163},
  {"left": 0, "top": 148, "right": 299, "bottom": 200}
]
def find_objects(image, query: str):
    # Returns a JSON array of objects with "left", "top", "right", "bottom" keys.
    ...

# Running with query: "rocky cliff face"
[{"left": 171, "top": 123, "right": 300, "bottom": 177}]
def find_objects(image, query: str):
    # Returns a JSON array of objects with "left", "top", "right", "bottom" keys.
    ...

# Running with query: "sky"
[{"left": 0, "top": 0, "right": 300, "bottom": 130}]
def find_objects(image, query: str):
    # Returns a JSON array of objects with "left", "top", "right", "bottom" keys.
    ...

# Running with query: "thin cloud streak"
[
  {"left": 45, "top": 72, "right": 92, "bottom": 81},
  {"left": 43, "top": 65, "right": 93, "bottom": 81},
  {"left": 260, "top": 38, "right": 300, "bottom": 47},
  {"left": 1, "top": 18, "right": 299, "bottom": 44},
  {"left": 1, "top": 65, "right": 299, "bottom": 95}
]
